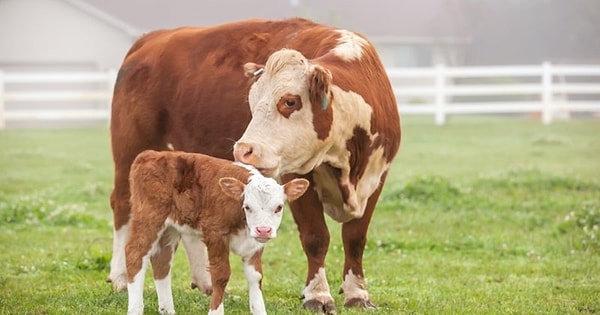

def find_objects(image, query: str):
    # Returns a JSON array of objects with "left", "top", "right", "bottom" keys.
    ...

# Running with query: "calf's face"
[{"left": 219, "top": 175, "right": 309, "bottom": 243}]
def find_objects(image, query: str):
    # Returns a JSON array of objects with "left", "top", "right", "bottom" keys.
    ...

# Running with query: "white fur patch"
[
  {"left": 331, "top": 29, "right": 368, "bottom": 61},
  {"left": 341, "top": 269, "right": 370, "bottom": 303},
  {"left": 109, "top": 224, "right": 129, "bottom": 291},
  {"left": 244, "top": 263, "right": 266, "bottom": 315},
  {"left": 208, "top": 303, "right": 224, "bottom": 315},
  {"left": 155, "top": 276, "right": 175, "bottom": 315},
  {"left": 302, "top": 268, "right": 333, "bottom": 304}
]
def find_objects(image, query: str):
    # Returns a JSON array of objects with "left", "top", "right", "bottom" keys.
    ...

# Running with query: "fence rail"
[
  {"left": 1, "top": 63, "right": 600, "bottom": 128},
  {"left": 387, "top": 63, "right": 600, "bottom": 124}
]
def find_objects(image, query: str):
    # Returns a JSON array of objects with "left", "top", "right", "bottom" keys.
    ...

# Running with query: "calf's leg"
[
  {"left": 206, "top": 239, "right": 231, "bottom": 315},
  {"left": 243, "top": 250, "right": 266, "bottom": 315},
  {"left": 151, "top": 227, "right": 179, "bottom": 315}
]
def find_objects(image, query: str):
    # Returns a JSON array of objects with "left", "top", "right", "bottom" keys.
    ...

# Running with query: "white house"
[{"left": 0, "top": 0, "right": 141, "bottom": 72}]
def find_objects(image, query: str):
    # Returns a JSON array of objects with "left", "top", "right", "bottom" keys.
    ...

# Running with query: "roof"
[{"left": 59, "top": 0, "right": 143, "bottom": 39}]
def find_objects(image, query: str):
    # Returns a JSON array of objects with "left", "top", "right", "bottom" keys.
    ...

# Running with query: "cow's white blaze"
[
  {"left": 241, "top": 50, "right": 328, "bottom": 177},
  {"left": 332, "top": 29, "right": 368, "bottom": 61}
]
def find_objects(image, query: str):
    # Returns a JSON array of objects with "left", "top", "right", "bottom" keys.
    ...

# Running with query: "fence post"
[
  {"left": 541, "top": 62, "right": 553, "bottom": 125},
  {"left": 0, "top": 70, "right": 5, "bottom": 129},
  {"left": 434, "top": 64, "right": 447, "bottom": 125}
]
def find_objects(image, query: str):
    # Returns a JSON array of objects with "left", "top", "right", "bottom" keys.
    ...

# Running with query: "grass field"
[{"left": 1, "top": 116, "right": 599, "bottom": 314}]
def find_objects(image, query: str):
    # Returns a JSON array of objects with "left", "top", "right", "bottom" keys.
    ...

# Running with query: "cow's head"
[
  {"left": 234, "top": 49, "right": 334, "bottom": 177},
  {"left": 219, "top": 169, "right": 309, "bottom": 243}
]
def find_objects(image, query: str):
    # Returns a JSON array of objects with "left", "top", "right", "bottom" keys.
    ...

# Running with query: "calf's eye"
[
  {"left": 274, "top": 205, "right": 283, "bottom": 214},
  {"left": 243, "top": 205, "right": 251, "bottom": 213}
]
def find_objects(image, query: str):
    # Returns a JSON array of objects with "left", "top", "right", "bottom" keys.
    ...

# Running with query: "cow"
[
  {"left": 126, "top": 150, "right": 309, "bottom": 315},
  {"left": 109, "top": 18, "right": 401, "bottom": 313}
]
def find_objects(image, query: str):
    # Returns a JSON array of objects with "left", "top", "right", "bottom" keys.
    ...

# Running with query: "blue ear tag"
[{"left": 321, "top": 91, "right": 328, "bottom": 110}]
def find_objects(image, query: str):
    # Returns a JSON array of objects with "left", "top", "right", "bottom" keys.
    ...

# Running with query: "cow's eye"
[
  {"left": 284, "top": 99, "right": 296, "bottom": 107},
  {"left": 274, "top": 205, "right": 283, "bottom": 214}
]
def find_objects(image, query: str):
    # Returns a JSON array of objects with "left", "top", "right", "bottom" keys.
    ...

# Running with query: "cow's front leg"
[
  {"left": 243, "top": 249, "right": 266, "bottom": 315},
  {"left": 339, "top": 182, "right": 383, "bottom": 309},
  {"left": 181, "top": 233, "right": 212, "bottom": 295},
  {"left": 287, "top": 175, "right": 335, "bottom": 314}
]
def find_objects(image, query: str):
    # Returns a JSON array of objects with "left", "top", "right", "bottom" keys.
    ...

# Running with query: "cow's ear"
[
  {"left": 244, "top": 62, "right": 264, "bottom": 79},
  {"left": 308, "top": 65, "right": 332, "bottom": 110},
  {"left": 219, "top": 177, "right": 246, "bottom": 201},
  {"left": 283, "top": 178, "right": 310, "bottom": 202}
]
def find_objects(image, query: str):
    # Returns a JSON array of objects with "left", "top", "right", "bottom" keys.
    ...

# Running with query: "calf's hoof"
[
  {"left": 106, "top": 275, "right": 128, "bottom": 292},
  {"left": 344, "top": 297, "right": 377, "bottom": 309},
  {"left": 303, "top": 299, "right": 337, "bottom": 314}
]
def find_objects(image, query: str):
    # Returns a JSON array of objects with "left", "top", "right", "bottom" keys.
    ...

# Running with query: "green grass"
[{"left": 1, "top": 116, "right": 599, "bottom": 314}]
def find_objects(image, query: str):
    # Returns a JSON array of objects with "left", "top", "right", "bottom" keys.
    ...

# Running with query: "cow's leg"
[
  {"left": 206, "top": 238, "right": 231, "bottom": 315},
  {"left": 181, "top": 233, "right": 212, "bottom": 295},
  {"left": 151, "top": 228, "right": 179, "bottom": 315},
  {"left": 108, "top": 168, "right": 132, "bottom": 291},
  {"left": 243, "top": 249, "right": 266, "bottom": 315},
  {"left": 286, "top": 175, "right": 335, "bottom": 314},
  {"left": 339, "top": 179, "right": 385, "bottom": 309}
]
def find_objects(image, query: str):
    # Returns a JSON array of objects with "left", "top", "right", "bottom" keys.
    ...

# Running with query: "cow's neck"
[{"left": 313, "top": 87, "right": 390, "bottom": 223}]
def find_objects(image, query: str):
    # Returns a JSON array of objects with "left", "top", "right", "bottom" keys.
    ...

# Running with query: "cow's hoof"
[
  {"left": 303, "top": 299, "right": 337, "bottom": 314},
  {"left": 344, "top": 297, "right": 377, "bottom": 309},
  {"left": 190, "top": 282, "right": 212, "bottom": 296},
  {"left": 106, "top": 275, "right": 127, "bottom": 292}
]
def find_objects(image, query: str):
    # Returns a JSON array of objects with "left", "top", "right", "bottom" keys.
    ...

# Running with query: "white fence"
[
  {"left": 388, "top": 63, "right": 600, "bottom": 125},
  {"left": 1, "top": 63, "right": 600, "bottom": 128}
]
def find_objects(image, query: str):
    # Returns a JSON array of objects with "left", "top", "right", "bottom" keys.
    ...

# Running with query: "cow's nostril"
[{"left": 244, "top": 147, "right": 253, "bottom": 157}]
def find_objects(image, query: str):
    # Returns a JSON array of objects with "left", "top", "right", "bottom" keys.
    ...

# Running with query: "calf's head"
[
  {"left": 219, "top": 172, "right": 309, "bottom": 243},
  {"left": 234, "top": 48, "right": 333, "bottom": 177}
]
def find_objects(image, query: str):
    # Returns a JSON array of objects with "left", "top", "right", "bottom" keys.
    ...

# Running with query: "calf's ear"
[
  {"left": 219, "top": 177, "right": 246, "bottom": 201},
  {"left": 283, "top": 178, "right": 310, "bottom": 201},
  {"left": 244, "top": 62, "right": 265, "bottom": 79}
]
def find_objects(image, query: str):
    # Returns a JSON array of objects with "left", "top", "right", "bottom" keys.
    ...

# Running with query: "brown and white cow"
[
  {"left": 109, "top": 18, "right": 401, "bottom": 313},
  {"left": 126, "top": 150, "right": 309, "bottom": 315}
]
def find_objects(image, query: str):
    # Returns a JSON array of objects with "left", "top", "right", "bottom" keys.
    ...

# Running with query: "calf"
[{"left": 125, "top": 150, "right": 309, "bottom": 315}]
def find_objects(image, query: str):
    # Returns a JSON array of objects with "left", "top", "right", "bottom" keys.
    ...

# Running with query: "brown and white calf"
[{"left": 125, "top": 150, "right": 309, "bottom": 315}]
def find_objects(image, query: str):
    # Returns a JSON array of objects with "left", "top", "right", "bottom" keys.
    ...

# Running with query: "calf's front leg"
[
  {"left": 243, "top": 249, "right": 266, "bottom": 315},
  {"left": 206, "top": 239, "right": 231, "bottom": 315}
]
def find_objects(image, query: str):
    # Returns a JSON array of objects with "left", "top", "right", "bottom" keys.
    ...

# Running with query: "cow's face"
[
  {"left": 219, "top": 172, "right": 309, "bottom": 243},
  {"left": 234, "top": 49, "right": 333, "bottom": 177}
]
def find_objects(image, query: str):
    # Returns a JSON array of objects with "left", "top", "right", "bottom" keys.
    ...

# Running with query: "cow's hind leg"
[
  {"left": 287, "top": 175, "right": 336, "bottom": 314},
  {"left": 339, "top": 180, "right": 385, "bottom": 309},
  {"left": 181, "top": 233, "right": 212, "bottom": 295},
  {"left": 151, "top": 227, "right": 179, "bottom": 315},
  {"left": 108, "top": 169, "right": 132, "bottom": 291}
]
